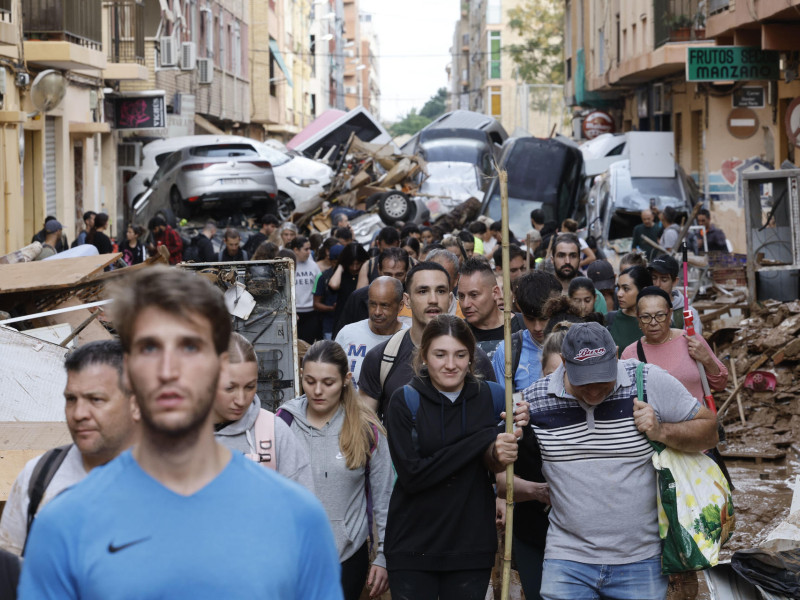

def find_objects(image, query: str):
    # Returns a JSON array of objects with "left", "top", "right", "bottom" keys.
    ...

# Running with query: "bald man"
[
  {"left": 631, "top": 209, "right": 663, "bottom": 260},
  {"left": 334, "top": 277, "right": 409, "bottom": 384}
]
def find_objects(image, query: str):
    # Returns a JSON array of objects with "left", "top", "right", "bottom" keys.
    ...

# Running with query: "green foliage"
[
  {"left": 505, "top": 0, "right": 565, "bottom": 85},
  {"left": 389, "top": 108, "right": 432, "bottom": 137},
  {"left": 420, "top": 88, "right": 448, "bottom": 120},
  {"left": 389, "top": 88, "right": 449, "bottom": 137}
]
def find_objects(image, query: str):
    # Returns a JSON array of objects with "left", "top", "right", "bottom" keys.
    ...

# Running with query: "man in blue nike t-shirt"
[{"left": 20, "top": 267, "right": 342, "bottom": 600}]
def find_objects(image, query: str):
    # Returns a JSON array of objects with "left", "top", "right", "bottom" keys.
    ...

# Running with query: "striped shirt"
[{"left": 522, "top": 359, "right": 699, "bottom": 565}]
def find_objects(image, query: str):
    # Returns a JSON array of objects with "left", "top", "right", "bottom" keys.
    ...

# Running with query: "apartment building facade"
[
  {"left": 564, "top": 0, "right": 800, "bottom": 251},
  {"left": 447, "top": 0, "right": 568, "bottom": 137}
]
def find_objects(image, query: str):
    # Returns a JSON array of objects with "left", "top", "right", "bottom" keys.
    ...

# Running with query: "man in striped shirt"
[{"left": 522, "top": 322, "right": 717, "bottom": 600}]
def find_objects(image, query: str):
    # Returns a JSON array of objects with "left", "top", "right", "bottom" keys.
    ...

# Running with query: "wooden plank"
[
  {"left": 0, "top": 254, "right": 119, "bottom": 294},
  {"left": 719, "top": 449, "right": 785, "bottom": 461},
  {"left": 0, "top": 422, "right": 71, "bottom": 450},
  {"left": 0, "top": 450, "right": 47, "bottom": 501}
]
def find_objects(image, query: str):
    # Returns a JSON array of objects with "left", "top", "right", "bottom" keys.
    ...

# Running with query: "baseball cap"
[
  {"left": 648, "top": 254, "right": 679, "bottom": 279},
  {"left": 586, "top": 260, "right": 615, "bottom": 290},
  {"left": 561, "top": 322, "right": 617, "bottom": 386},
  {"left": 329, "top": 244, "right": 344, "bottom": 260},
  {"left": 45, "top": 220, "right": 63, "bottom": 233}
]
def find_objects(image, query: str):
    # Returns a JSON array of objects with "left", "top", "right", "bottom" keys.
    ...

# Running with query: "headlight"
[{"left": 287, "top": 177, "right": 319, "bottom": 187}]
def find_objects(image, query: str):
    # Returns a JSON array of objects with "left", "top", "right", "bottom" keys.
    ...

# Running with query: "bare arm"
[
  {"left": 313, "top": 295, "right": 335, "bottom": 313},
  {"left": 356, "top": 260, "right": 370, "bottom": 290},
  {"left": 579, "top": 246, "right": 596, "bottom": 268},
  {"left": 634, "top": 403, "right": 718, "bottom": 452},
  {"left": 327, "top": 264, "right": 344, "bottom": 291},
  {"left": 495, "top": 471, "right": 550, "bottom": 505},
  {"left": 359, "top": 389, "right": 379, "bottom": 413}
]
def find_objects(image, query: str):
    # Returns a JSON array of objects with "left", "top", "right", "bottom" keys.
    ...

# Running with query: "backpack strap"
[
  {"left": 487, "top": 382, "right": 506, "bottom": 422},
  {"left": 246, "top": 409, "right": 277, "bottom": 469},
  {"left": 275, "top": 408, "right": 294, "bottom": 427},
  {"left": 379, "top": 329, "right": 409, "bottom": 390},
  {"left": 25, "top": 445, "right": 72, "bottom": 550},
  {"left": 510, "top": 330, "right": 524, "bottom": 388},
  {"left": 636, "top": 339, "right": 647, "bottom": 363},
  {"left": 402, "top": 385, "right": 421, "bottom": 454}
]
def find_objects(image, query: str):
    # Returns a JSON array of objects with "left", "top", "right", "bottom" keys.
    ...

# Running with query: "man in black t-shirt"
[
  {"left": 457, "top": 258, "right": 523, "bottom": 360},
  {"left": 358, "top": 262, "right": 495, "bottom": 418},
  {"left": 243, "top": 214, "right": 280, "bottom": 256}
]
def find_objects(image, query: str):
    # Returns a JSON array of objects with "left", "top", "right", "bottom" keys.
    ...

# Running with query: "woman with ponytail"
[{"left": 279, "top": 340, "right": 393, "bottom": 600}]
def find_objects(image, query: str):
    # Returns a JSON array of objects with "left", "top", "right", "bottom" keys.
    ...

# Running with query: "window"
[
  {"left": 486, "top": 0, "right": 502, "bottom": 24},
  {"left": 205, "top": 5, "right": 214, "bottom": 58},
  {"left": 489, "top": 86, "right": 501, "bottom": 118},
  {"left": 310, "top": 34, "right": 316, "bottom": 76},
  {"left": 218, "top": 16, "right": 225, "bottom": 69},
  {"left": 233, "top": 22, "right": 241, "bottom": 76},
  {"left": 269, "top": 37, "right": 277, "bottom": 96},
  {"left": 488, "top": 31, "right": 501, "bottom": 79}
]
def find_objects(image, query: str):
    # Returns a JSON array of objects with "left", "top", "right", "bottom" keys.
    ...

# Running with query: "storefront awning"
[{"left": 268, "top": 39, "right": 293, "bottom": 88}]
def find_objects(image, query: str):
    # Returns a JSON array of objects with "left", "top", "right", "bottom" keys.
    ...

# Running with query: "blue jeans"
[
  {"left": 540, "top": 555, "right": 667, "bottom": 600},
  {"left": 513, "top": 535, "right": 545, "bottom": 600}
]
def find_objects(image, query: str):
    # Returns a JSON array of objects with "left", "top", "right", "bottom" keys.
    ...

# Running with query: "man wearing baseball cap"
[
  {"left": 647, "top": 254, "right": 702, "bottom": 334},
  {"left": 522, "top": 322, "right": 717, "bottom": 599}
]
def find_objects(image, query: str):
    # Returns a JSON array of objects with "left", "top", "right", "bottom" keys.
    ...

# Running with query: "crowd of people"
[{"left": 3, "top": 204, "right": 734, "bottom": 600}]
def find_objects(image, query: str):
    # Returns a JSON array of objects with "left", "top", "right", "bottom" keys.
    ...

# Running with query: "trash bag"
[
  {"left": 731, "top": 548, "right": 800, "bottom": 597},
  {"left": 635, "top": 363, "right": 735, "bottom": 574}
]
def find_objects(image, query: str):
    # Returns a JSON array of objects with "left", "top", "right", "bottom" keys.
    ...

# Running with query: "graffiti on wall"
[{"left": 696, "top": 156, "right": 773, "bottom": 206}]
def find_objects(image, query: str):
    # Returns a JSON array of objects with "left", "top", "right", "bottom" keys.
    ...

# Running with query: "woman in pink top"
[{"left": 621, "top": 286, "right": 728, "bottom": 404}]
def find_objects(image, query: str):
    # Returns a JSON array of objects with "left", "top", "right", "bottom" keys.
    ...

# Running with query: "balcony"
[
  {"left": 654, "top": 0, "right": 706, "bottom": 49},
  {"left": 102, "top": 0, "right": 147, "bottom": 80},
  {"left": 0, "top": 0, "right": 17, "bottom": 47},
  {"left": 23, "top": 0, "right": 106, "bottom": 70}
]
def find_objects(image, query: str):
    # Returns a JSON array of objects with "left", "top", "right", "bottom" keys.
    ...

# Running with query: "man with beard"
[
  {"left": 19, "top": 267, "right": 342, "bottom": 600},
  {"left": 358, "top": 262, "right": 496, "bottom": 418},
  {"left": 553, "top": 234, "right": 607, "bottom": 313}
]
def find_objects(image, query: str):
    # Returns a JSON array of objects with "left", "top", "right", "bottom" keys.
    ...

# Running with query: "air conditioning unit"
[
  {"left": 344, "top": 86, "right": 357, "bottom": 95},
  {"left": 197, "top": 58, "right": 214, "bottom": 84},
  {"left": 160, "top": 36, "right": 177, "bottom": 67},
  {"left": 180, "top": 42, "right": 197, "bottom": 71},
  {"left": 652, "top": 83, "right": 666, "bottom": 115}
]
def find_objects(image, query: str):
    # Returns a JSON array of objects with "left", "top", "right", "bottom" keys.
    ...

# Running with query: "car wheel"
[
  {"left": 170, "top": 187, "right": 188, "bottom": 220},
  {"left": 277, "top": 192, "right": 295, "bottom": 221},
  {"left": 379, "top": 191, "right": 413, "bottom": 224}
]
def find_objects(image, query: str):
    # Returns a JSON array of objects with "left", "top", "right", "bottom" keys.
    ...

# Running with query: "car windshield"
[
  {"left": 420, "top": 139, "right": 488, "bottom": 166},
  {"left": 255, "top": 144, "right": 290, "bottom": 166},
  {"left": 620, "top": 176, "right": 684, "bottom": 207},
  {"left": 484, "top": 195, "right": 545, "bottom": 242},
  {"left": 189, "top": 144, "right": 259, "bottom": 158}
]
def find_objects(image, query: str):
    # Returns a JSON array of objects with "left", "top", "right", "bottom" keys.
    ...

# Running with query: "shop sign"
[{"left": 686, "top": 47, "right": 780, "bottom": 82}]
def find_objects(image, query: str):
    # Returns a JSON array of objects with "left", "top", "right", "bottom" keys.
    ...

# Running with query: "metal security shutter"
[{"left": 44, "top": 117, "right": 56, "bottom": 217}]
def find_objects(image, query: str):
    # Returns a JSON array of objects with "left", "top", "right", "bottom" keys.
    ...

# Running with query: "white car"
[{"left": 126, "top": 135, "right": 332, "bottom": 219}]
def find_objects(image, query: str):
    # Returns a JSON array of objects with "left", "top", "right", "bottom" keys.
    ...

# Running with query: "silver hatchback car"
[{"left": 132, "top": 143, "right": 278, "bottom": 226}]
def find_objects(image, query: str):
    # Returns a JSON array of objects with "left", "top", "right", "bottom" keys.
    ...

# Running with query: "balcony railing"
[
  {"left": 0, "top": 0, "right": 12, "bottom": 23},
  {"left": 654, "top": 0, "right": 705, "bottom": 49},
  {"left": 104, "top": 0, "right": 144, "bottom": 64},
  {"left": 23, "top": 0, "right": 102, "bottom": 49},
  {"left": 709, "top": 0, "right": 729, "bottom": 14}
]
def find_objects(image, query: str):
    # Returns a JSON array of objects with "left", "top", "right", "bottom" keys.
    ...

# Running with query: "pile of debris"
[{"left": 708, "top": 299, "right": 800, "bottom": 461}]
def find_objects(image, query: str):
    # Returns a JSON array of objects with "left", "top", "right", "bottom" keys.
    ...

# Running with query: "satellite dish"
[{"left": 30, "top": 69, "right": 66, "bottom": 115}]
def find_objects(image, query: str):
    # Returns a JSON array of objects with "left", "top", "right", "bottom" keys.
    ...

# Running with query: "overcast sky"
[{"left": 359, "top": 0, "right": 460, "bottom": 123}]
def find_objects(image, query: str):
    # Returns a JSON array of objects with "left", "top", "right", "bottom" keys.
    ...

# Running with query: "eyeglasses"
[{"left": 638, "top": 312, "right": 669, "bottom": 324}]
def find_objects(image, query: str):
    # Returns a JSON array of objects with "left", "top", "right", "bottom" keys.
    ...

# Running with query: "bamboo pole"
[{"left": 499, "top": 168, "right": 515, "bottom": 600}]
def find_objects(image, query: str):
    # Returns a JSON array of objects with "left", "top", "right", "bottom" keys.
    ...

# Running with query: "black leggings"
[
  {"left": 388, "top": 568, "right": 492, "bottom": 600},
  {"left": 340, "top": 541, "right": 369, "bottom": 600}
]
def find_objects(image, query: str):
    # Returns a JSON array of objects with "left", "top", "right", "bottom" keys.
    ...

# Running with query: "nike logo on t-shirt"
[{"left": 107, "top": 536, "right": 151, "bottom": 553}]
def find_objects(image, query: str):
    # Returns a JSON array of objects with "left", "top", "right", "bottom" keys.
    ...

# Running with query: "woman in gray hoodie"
[
  {"left": 212, "top": 333, "right": 314, "bottom": 492},
  {"left": 279, "top": 340, "right": 393, "bottom": 600}
]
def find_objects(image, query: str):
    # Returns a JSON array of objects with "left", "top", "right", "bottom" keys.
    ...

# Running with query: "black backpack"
[
  {"left": 181, "top": 235, "right": 203, "bottom": 262},
  {"left": 23, "top": 445, "right": 72, "bottom": 554}
]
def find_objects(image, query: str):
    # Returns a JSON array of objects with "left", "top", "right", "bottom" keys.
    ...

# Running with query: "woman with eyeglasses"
[{"left": 620, "top": 286, "right": 728, "bottom": 403}]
